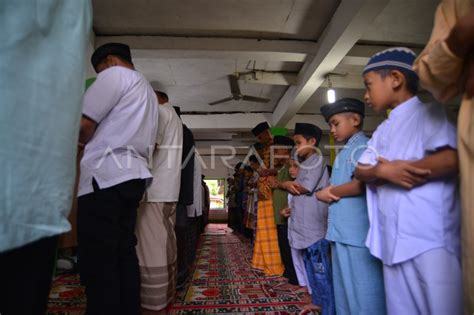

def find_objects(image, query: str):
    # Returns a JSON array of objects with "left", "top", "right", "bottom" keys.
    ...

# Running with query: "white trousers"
[
  {"left": 291, "top": 246, "right": 311, "bottom": 294},
  {"left": 383, "top": 248, "right": 462, "bottom": 315}
]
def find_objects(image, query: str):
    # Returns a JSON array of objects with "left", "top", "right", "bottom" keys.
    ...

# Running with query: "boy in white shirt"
[{"left": 355, "top": 47, "right": 462, "bottom": 314}]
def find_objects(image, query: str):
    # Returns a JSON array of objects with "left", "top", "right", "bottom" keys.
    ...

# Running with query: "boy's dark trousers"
[
  {"left": 78, "top": 178, "right": 145, "bottom": 315},
  {"left": 175, "top": 203, "right": 189, "bottom": 289},
  {"left": 276, "top": 224, "right": 298, "bottom": 285},
  {"left": 0, "top": 235, "right": 58, "bottom": 315}
]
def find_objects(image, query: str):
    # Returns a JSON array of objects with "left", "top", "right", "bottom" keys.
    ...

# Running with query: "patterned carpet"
[
  {"left": 48, "top": 273, "right": 85, "bottom": 315},
  {"left": 48, "top": 224, "right": 306, "bottom": 314}
]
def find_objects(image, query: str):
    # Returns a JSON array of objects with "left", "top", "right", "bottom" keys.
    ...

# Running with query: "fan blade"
[
  {"left": 242, "top": 95, "right": 271, "bottom": 103},
  {"left": 228, "top": 75, "right": 241, "bottom": 95},
  {"left": 208, "top": 96, "right": 234, "bottom": 106}
]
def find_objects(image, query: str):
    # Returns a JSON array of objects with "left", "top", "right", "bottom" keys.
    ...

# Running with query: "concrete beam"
[
  {"left": 347, "top": 44, "right": 423, "bottom": 59},
  {"left": 320, "top": 73, "right": 365, "bottom": 90},
  {"left": 240, "top": 71, "right": 297, "bottom": 86},
  {"left": 340, "top": 56, "right": 369, "bottom": 66},
  {"left": 192, "top": 132, "right": 237, "bottom": 141},
  {"left": 95, "top": 35, "right": 397, "bottom": 64},
  {"left": 240, "top": 71, "right": 365, "bottom": 89},
  {"left": 182, "top": 113, "right": 384, "bottom": 132},
  {"left": 181, "top": 113, "right": 271, "bottom": 132},
  {"left": 95, "top": 35, "right": 317, "bottom": 62},
  {"left": 271, "top": 0, "right": 390, "bottom": 126}
]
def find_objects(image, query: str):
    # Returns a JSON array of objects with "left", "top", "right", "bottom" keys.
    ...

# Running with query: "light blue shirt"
[
  {"left": 0, "top": 1, "right": 92, "bottom": 252},
  {"left": 288, "top": 153, "right": 329, "bottom": 249},
  {"left": 358, "top": 96, "right": 460, "bottom": 265},
  {"left": 326, "top": 131, "right": 370, "bottom": 247}
]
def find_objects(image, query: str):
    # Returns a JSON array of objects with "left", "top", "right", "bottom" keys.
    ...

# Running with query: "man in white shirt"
[
  {"left": 135, "top": 89, "right": 183, "bottom": 314},
  {"left": 77, "top": 43, "right": 159, "bottom": 315}
]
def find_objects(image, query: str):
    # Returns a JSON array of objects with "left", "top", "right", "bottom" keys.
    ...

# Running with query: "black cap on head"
[
  {"left": 91, "top": 43, "right": 133, "bottom": 71},
  {"left": 155, "top": 91, "right": 169, "bottom": 100},
  {"left": 235, "top": 162, "right": 243, "bottom": 171},
  {"left": 294, "top": 123, "right": 322, "bottom": 145},
  {"left": 251, "top": 122, "right": 270, "bottom": 136},
  {"left": 272, "top": 135, "right": 294, "bottom": 148},
  {"left": 320, "top": 98, "right": 365, "bottom": 122}
]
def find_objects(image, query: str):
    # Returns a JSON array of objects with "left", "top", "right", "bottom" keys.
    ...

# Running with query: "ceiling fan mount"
[{"left": 208, "top": 74, "right": 271, "bottom": 106}]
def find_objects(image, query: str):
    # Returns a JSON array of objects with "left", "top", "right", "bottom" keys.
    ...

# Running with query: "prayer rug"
[
  {"left": 47, "top": 224, "right": 306, "bottom": 314},
  {"left": 167, "top": 224, "right": 305, "bottom": 314},
  {"left": 47, "top": 273, "right": 85, "bottom": 315}
]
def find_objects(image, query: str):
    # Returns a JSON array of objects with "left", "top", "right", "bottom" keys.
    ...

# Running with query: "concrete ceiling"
[
  {"left": 91, "top": 0, "right": 440, "bottom": 152},
  {"left": 93, "top": 0, "right": 341, "bottom": 40}
]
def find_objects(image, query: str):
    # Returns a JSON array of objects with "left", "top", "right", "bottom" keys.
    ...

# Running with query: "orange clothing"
[
  {"left": 252, "top": 143, "right": 284, "bottom": 275},
  {"left": 252, "top": 199, "right": 284, "bottom": 276}
]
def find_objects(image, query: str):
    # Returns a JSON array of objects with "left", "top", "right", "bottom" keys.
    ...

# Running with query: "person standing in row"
[
  {"left": 0, "top": 2, "right": 92, "bottom": 314},
  {"left": 318, "top": 98, "right": 386, "bottom": 314},
  {"left": 251, "top": 122, "right": 285, "bottom": 276},
  {"left": 175, "top": 110, "right": 196, "bottom": 289},
  {"left": 77, "top": 43, "right": 159, "bottom": 315},
  {"left": 268, "top": 136, "right": 299, "bottom": 288},
  {"left": 286, "top": 123, "right": 334, "bottom": 314},
  {"left": 356, "top": 47, "right": 461, "bottom": 314},
  {"left": 135, "top": 88, "right": 183, "bottom": 314},
  {"left": 413, "top": 1, "right": 474, "bottom": 311}
]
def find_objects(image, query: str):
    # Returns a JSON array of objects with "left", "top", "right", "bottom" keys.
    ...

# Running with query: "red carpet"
[
  {"left": 47, "top": 273, "right": 85, "bottom": 314},
  {"left": 48, "top": 224, "right": 306, "bottom": 314},
  {"left": 168, "top": 224, "right": 305, "bottom": 314}
]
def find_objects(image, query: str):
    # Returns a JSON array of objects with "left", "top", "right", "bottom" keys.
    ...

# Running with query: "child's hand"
[
  {"left": 268, "top": 176, "right": 279, "bottom": 189},
  {"left": 376, "top": 157, "right": 431, "bottom": 189},
  {"left": 280, "top": 207, "right": 291, "bottom": 218},
  {"left": 258, "top": 168, "right": 272, "bottom": 177},
  {"left": 316, "top": 186, "right": 340, "bottom": 203},
  {"left": 282, "top": 181, "right": 302, "bottom": 195}
]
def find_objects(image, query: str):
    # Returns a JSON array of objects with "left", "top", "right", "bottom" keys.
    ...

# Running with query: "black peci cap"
[
  {"left": 251, "top": 122, "right": 270, "bottom": 137},
  {"left": 320, "top": 98, "right": 365, "bottom": 122},
  {"left": 294, "top": 123, "right": 322, "bottom": 145},
  {"left": 272, "top": 135, "right": 294, "bottom": 148}
]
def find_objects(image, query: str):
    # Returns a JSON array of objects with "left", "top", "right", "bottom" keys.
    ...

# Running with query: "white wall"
[{"left": 198, "top": 154, "right": 241, "bottom": 179}]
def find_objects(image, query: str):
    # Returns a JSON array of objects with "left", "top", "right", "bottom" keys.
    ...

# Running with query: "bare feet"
[
  {"left": 300, "top": 292, "right": 312, "bottom": 304},
  {"left": 294, "top": 286, "right": 309, "bottom": 294},
  {"left": 273, "top": 282, "right": 300, "bottom": 291}
]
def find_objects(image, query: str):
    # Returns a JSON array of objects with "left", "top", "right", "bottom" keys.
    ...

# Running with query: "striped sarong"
[
  {"left": 251, "top": 199, "right": 284, "bottom": 276},
  {"left": 136, "top": 202, "right": 177, "bottom": 311}
]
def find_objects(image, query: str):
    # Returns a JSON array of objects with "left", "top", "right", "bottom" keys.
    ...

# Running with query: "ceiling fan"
[{"left": 208, "top": 74, "right": 271, "bottom": 106}]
